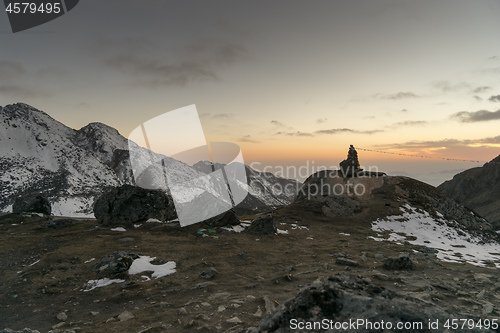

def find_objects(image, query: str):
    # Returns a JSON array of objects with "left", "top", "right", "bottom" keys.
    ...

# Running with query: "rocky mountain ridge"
[
  {"left": 438, "top": 155, "right": 500, "bottom": 229},
  {"left": 0, "top": 103, "right": 299, "bottom": 217}
]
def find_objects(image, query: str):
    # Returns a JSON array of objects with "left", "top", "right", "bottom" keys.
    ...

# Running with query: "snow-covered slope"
[
  {"left": 0, "top": 103, "right": 209, "bottom": 217},
  {"left": 0, "top": 103, "right": 120, "bottom": 216},
  {"left": 371, "top": 204, "right": 500, "bottom": 267},
  {"left": 193, "top": 161, "right": 301, "bottom": 214},
  {"left": 0, "top": 103, "right": 298, "bottom": 218}
]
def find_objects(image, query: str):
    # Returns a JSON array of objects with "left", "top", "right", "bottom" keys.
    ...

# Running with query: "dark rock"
[
  {"left": 198, "top": 209, "right": 239, "bottom": 228},
  {"left": 12, "top": 193, "right": 51, "bottom": 215},
  {"left": 93, "top": 184, "right": 176, "bottom": 225},
  {"left": 438, "top": 155, "right": 500, "bottom": 229},
  {"left": 383, "top": 256, "right": 414, "bottom": 270},
  {"left": 93, "top": 251, "right": 139, "bottom": 276},
  {"left": 252, "top": 274, "right": 486, "bottom": 333},
  {"left": 335, "top": 257, "right": 359, "bottom": 267},
  {"left": 200, "top": 267, "right": 219, "bottom": 280},
  {"left": 247, "top": 214, "right": 276, "bottom": 234}
]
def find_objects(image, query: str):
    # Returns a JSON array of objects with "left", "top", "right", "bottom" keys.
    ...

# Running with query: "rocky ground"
[{"left": 2, "top": 192, "right": 500, "bottom": 332}]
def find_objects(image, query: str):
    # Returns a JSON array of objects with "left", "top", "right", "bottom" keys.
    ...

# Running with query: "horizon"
[{"left": 1, "top": 1, "right": 499, "bottom": 186}]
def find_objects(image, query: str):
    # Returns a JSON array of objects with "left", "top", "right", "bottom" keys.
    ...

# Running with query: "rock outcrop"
[
  {"left": 93, "top": 185, "right": 177, "bottom": 225},
  {"left": 247, "top": 214, "right": 277, "bottom": 234},
  {"left": 438, "top": 155, "right": 500, "bottom": 229},
  {"left": 12, "top": 193, "right": 51, "bottom": 215},
  {"left": 252, "top": 273, "right": 487, "bottom": 333}
]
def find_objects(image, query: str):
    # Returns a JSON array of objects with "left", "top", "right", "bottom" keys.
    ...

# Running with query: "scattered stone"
[
  {"left": 195, "top": 314, "right": 210, "bottom": 321},
  {"left": 255, "top": 276, "right": 265, "bottom": 281},
  {"left": 335, "top": 257, "right": 359, "bottom": 267},
  {"left": 474, "top": 273, "right": 492, "bottom": 284},
  {"left": 483, "top": 302, "right": 494, "bottom": 315},
  {"left": 118, "top": 237, "right": 135, "bottom": 242},
  {"left": 52, "top": 322, "right": 65, "bottom": 329},
  {"left": 284, "top": 266, "right": 294, "bottom": 273},
  {"left": 217, "top": 305, "right": 226, "bottom": 312},
  {"left": 200, "top": 267, "right": 218, "bottom": 280},
  {"left": 253, "top": 306, "right": 263, "bottom": 317},
  {"left": 383, "top": 256, "right": 414, "bottom": 270},
  {"left": 93, "top": 184, "right": 176, "bottom": 225},
  {"left": 247, "top": 214, "right": 276, "bottom": 234},
  {"left": 263, "top": 295, "right": 275, "bottom": 314},
  {"left": 477, "top": 290, "right": 486, "bottom": 299},
  {"left": 208, "top": 292, "right": 231, "bottom": 300},
  {"left": 93, "top": 251, "right": 139, "bottom": 276},
  {"left": 201, "top": 302, "right": 211, "bottom": 307},
  {"left": 0, "top": 329, "right": 41, "bottom": 333},
  {"left": 372, "top": 272, "right": 389, "bottom": 281},
  {"left": 374, "top": 252, "right": 385, "bottom": 260},
  {"left": 226, "top": 317, "right": 242, "bottom": 324},
  {"left": 56, "top": 312, "right": 67, "bottom": 321},
  {"left": 178, "top": 307, "right": 188, "bottom": 315},
  {"left": 90, "top": 311, "right": 99, "bottom": 316},
  {"left": 13, "top": 193, "right": 51, "bottom": 215},
  {"left": 117, "top": 310, "right": 135, "bottom": 322}
]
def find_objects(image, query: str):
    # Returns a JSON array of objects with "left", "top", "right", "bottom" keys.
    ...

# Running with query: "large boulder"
[
  {"left": 93, "top": 251, "right": 139, "bottom": 276},
  {"left": 93, "top": 185, "right": 177, "bottom": 225},
  {"left": 12, "top": 193, "right": 51, "bottom": 215},
  {"left": 252, "top": 273, "right": 486, "bottom": 333},
  {"left": 247, "top": 214, "right": 277, "bottom": 234}
]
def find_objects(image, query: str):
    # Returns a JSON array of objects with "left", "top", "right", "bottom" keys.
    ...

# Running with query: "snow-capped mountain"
[
  {"left": 0, "top": 103, "right": 299, "bottom": 218},
  {"left": 193, "top": 160, "right": 300, "bottom": 214}
]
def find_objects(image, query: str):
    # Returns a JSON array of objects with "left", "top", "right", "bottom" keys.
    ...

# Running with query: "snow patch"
[
  {"left": 110, "top": 227, "right": 126, "bottom": 232},
  {"left": 128, "top": 256, "right": 176, "bottom": 278},
  {"left": 276, "top": 229, "right": 288, "bottom": 234},
  {"left": 51, "top": 197, "right": 94, "bottom": 218},
  {"left": 83, "top": 278, "right": 125, "bottom": 292},
  {"left": 371, "top": 204, "right": 500, "bottom": 267}
]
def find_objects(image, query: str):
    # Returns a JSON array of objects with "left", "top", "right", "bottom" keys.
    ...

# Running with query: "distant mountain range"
[
  {"left": 0, "top": 103, "right": 299, "bottom": 217},
  {"left": 438, "top": 155, "right": 500, "bottom": 229}
]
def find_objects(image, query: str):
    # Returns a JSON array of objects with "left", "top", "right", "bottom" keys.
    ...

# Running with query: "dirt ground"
[{"left": 1, "top": 197, "right": 500, "bottom": 332}]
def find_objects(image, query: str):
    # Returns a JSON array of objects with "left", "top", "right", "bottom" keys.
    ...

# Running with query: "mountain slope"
[
  {"left": 193, "top": 161, "right": 300, "bottom": 214},
  {"left": 0, "top": 103, "right": 298, "bottom": 218},
  {"left": 438, "top": 155, "right": 500, "bottom": 229}
]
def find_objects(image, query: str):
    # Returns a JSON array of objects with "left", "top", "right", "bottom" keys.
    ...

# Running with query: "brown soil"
[{"left": 1, "top": 197, "right": 499, "bottom": 332}]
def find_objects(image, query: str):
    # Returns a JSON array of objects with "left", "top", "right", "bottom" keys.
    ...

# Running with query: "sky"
[{"left": 1, "top": 0, "right": 500, "bottom": 185}]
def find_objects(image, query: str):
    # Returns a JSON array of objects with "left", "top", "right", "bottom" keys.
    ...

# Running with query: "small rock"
[
  {"left": 474, "top": 273, "right": 492, "bottom": 284},
  {"left": 383, "top": 256, "right": 413, "bottom": 270},
  {"left": 374, "top": 252, "right": 385, "bottom": 260},
  {"left": 52, "top": 322, "right": 65, "bottom": 329},
  {"left": 56, "top": 312, "right": 67, "bottom": 321},
  {"left": 201, "top": 302, "right": 211, "bottom": 307},
  {"left": 217, "top": 305, "right": 226, "bottom": 312},
  {"left": 90, "top": 311, "right": 99, "bottom": 316},
  {"left": 335, "top": 257, "right": 359, "bottom": 267},
  {"left": 247, "top": 214, "right": 276, "bottom": 234},
  {"left": 483, "top": 302, "right": 494, "bottom": 315},
  {"left": 477, "top": 290, "right": 486, "bottom": 299},
  {"left": 263, "top": 296, "right": 275, "bottom": 314},
  {"left": 226, "top": 317, "right": 243, "bottom": 324},
  {"left": 195, "top": 314, "right": 211, "bottom": 321},
  {"left": 200, "top": 267, "right": 218, "bottom": 280},
  {"left": 178, "top": 307, "right": 188, "bottom": 315},
  {"left": 372, "top": 272, "right": 389, "bottom": 281},
  {"left": 253, "top": 306, "right": 263, "bottom": 317},
  {"left": 117, "top": 310, "right": 135, "bottom": 322}
]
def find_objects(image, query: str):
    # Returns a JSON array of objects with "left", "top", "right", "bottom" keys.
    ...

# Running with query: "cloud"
[
  {"left": 315, "top": 128, "right": 383, "bottom": 135},
  {"left": 388, "top": 120, "right": 428, "bottom": 127},
  {"left": 0, "top": 61, "right": 55, "bottom": 99},
  {"left": 316, "top": 118, "right": 327, "bottom": 124},
  {"left": 270, "top": 120, "right": 286, "bottom": 127},
  {"left": 0, "top": 84, "right": 49, "bottom": 99},
  {"left": 237, "top": 135, "right": 259, "bottom": 143},
  {"left": 105, "top": 56, "right": 219, "bottom": 87},
  {"left": 488, "top": 55, "right": 499, "bottom": 60},
  {"left": 472, "top": 86, "right": 491, "bottom": 93},
  {"left": 401, "top": 109, "right": 408, "bottom": 112},
  {"left": 104, "top": 38, "right": 249, "bottom": 88},
  {"left": 275, "top": 131, "right": 313, "bottom": 137},
  {"left": 377, "top": 136, "right": 500, "bottom": 150},
  {"left": 375, "top": 91, "right": 420, "bottom": 99},
  {"left": 452, "top": 109, "right": 500, "bottom": 123},
  {"left": 473, "top": 95, "right": 483, "bottom": 101},
  {"left": 0, "top": 61, "right": 26, "bottom": 79},
  {"left": 488, "top": 95, "right": 500, "bottom": 102},
  {"left": 431, "top": 80, "right": 470, "bottom": 92}
]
